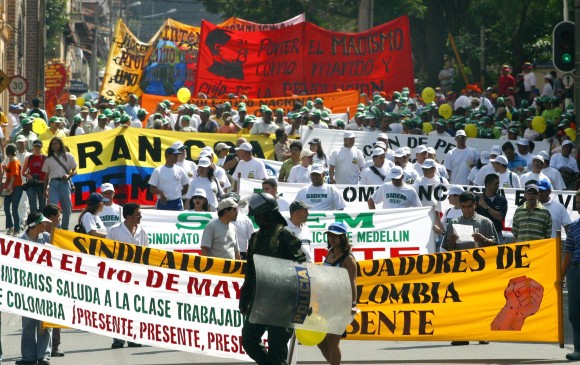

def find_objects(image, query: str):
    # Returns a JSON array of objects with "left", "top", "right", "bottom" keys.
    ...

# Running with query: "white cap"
[
  {"left": 421, "top": 159, "right": 436, "bottom": 169},
  {"left": 218, "top": 198, "right": 238, "bottom": 211},
  {"left": 538, "top": 151, "right": 550, "bottom": 160},
  {"left": 236, "top": 142, "right": 253, "bottom": 152},
  {"left": 516, "top": 138, "right": 529, "bottom": 146},
  {"left": 562, "top": 140, "right": 574, "bottom": 147},
  {"left": 343, "top": 131, "right": 356, "bottom": 139},
  {"left": 199, "top": 150, "right": 212, "bottom": 159},
  {"left": 455, "top": 130, "right": 467, "bottom": 137},
  {"left": 375, "top": 141, "right": 387, "bottom": 150},
  {"left": 311, "top": 164, "right": 325, "bottom": 174},
  {"left": 491, "top": 155, "right": 509, "bottom": 166},
  {"left": 447, "top": 185, "right": 464, "bottom": 196},
  {"left": 388, "top": 166, "right": 404, "bottom": 179},
  {"left": 300, "top": 149, "right": 315, "bottom": 158},
  {"left": 394, "top": 148, "right": 406, "bottom": 158},
  {"left": 171, "top": 141, "right": 185, "bottom": 150},
  {"left": 192, "top": 188, "right": 207, "bottom": 199},
  {"left": 215, "top": 142, "right": 229, "bottom": 152},
  {"left": 480, "top": 151, "right": 490, "bottom": 164},
  {"left": 415, "top": 145, "right": 427, "bottom": 154},
  {"left": 101, "top": 183, "right": 115, "bottom": 192},
  {"left": 69, "top": 95, "right": 77, "bottom": 100},
  {"left": 490, "top": 145, "right": 502, "bottom": 156},
  {"left": 402, "top": 147, "right": 411, "bottom": 155},
  {"left": 372, "top": 148, "right": 385, "bottom": 157},
  {"left": 426, "top": 147, "right": 436, "bottom": 154},
  {"left": 377, "top": 133, "right": 389, "bottom": 141},
  {"left": 202, "top": 146, "right": 213, "bottom": 153},
  {"left": 532, "top": 155, "right": 544, "bottom": 163},
  {"left": 197, "top": 157, "right": 211, "bottom": 168},
  {"left": 544, "top": 74, "right": 553, "bottom": 80}
]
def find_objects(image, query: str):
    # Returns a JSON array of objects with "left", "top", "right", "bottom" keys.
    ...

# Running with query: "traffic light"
[{"left": 553, "top": 21, "right": 575, "bottom": 73}]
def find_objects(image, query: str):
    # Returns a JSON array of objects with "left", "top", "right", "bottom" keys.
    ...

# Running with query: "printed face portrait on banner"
[{"left": 205, "top": 28, "right": 248, "bottom": 80}]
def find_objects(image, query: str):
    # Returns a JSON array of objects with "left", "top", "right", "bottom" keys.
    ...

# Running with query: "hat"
[
  {"left": 372, "top": 147, "right": 385, "bottom": 157},
  {"left": 447, "top": 185, "right": 464, "bottom": 196},
  {"left": 314, "top": 97, "right": 324, "bottom": 104},
  {"left": 455, "top": 130, "right": 467, "bottom": 137},
  {"left": 218, "top": 198, "right": 238, "bottom": 211},
  {"left": 377, "top": 133, "right": 389, "bottom": 141},
  {"left": 171, "top": 141, "right": 186, "bottom": 150},
  {"left": 388, "top": 166, "right": 404, "bottom": 179},
  {"left": 311, "top": 164, "right": 325, "bottom": 175},
  {"left": 538, "top": 151, "right": 550, "bottom": 161},
  {"left": 55, "top": 104, "right": 63, "bottom": 110},
  {"left": 491, "top": 155, "right": 508, "bottom": 166},
  {"left": 516, "top": 138, "right": 529, "bottom": 146},
  {"left": 15, "top": 135, "right": 26, "bottom": 143},
  {"left": 393, "top": 148, "right": 406, "bottom": 158},
  {"left": 490, "top": 145, "right": 502, "bottom": 156},
  {"left": 32, "top": 139, "right": 42, "bottom": 146},
  {"left": 327, "top": 222, "right": 348, "bottom": 235},
  {"left": 525, "top": 184, "right": 539, "bottom": 193},
  {"left": 165, "top": 147, "right": 182, "bottom": 155},
  {"left": 532, "top": 155, "right": 544, "bottom": 163},
  {"left": 69, "top": 95, "right": 77, "bottom": 100},
  {"left": 375, "top": 141, "right": 387, "bottom": 150},
  {"left": 300, "top": 149, "right": 315, "bottom": 158},
  {"left": 308, "top": 138, "right": 321, "bottom": 145},
  {"left": 480, "top": 151, "right": 490, "bottom": 164},
  {"left": 197, "top": 157, "right": 211, "bottom": 168},
  {"left": 198, "top": 150, "right": 212, "bottom": 159},
  {"left": 101, "top": 183, "right": 115, "bottom": 192},
  {"left": 426, "top": 147, "right": 436, "bottom": 154},
  {"left": 421, "top": 159, "right": 436, "bottom": 169},
  {"left": 192, "top": 188, "right": 207, "bottom": 199},
  {"left": 26, "top": 212, "right": 52, "bottom": 227},
  {"left": 562, "top": 140, "right": 574, "bottom": 148},
  {"left": 537, "top": 178, "right": 552, "bottom": 191},
  {"left": 236, "top": 142, "right": 253, "bottom": 152},
  {"left": 289, "top": 200, "right": 312, "bottom": 213},
  {"left": 415, "top": 145, "right": 427, "bottom": 154},
  {"left": 544, "top": 74, "right": 553, "bottom": 80},
  {"left": 215, "top": 142, "right": 229, "bottom": 152},
  {"left": 20, "top": 118, "right": 33, "bottom": 126},
  {"left": 87, "top": 192, "right": 109, "bottom": 205},
  {"left": 80, "top": 106, "right": 89, "bottom": 112},
  {"left": 137, "top": 108, "right": 149, "bottom": 116},
  {"left": 343, "top": 131, "right": 356, "bottom": 139}
]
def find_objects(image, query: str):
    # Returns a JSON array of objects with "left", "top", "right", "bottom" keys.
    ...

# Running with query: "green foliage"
[{"left": 46, "top": 0, "right": 69, "bottom": 59}]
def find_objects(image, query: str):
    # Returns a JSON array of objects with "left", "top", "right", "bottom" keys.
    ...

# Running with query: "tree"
[{"left": 46, "top": 0, "right": 69, "bottom": 60}]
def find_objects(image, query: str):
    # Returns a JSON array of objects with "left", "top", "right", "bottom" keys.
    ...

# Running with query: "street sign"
[
  {"left": 0, "top": 70, "right": 10, "bottom": 93},
  {"left": 9, "top": 75, "right": 28, "bottom": 96},
  {"left": 562, "top": 73, "right": 575, "bottom": 89}
]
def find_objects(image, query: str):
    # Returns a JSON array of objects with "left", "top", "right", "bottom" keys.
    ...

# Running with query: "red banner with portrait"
[{"left": 196, "top": 16, "right": 414, "bottom": 99}]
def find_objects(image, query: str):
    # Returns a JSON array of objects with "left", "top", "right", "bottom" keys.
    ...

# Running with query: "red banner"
[
  {"left": 196, "top": 16, "right": 414, "bottom": 99},
  {"left": 45, "top": 61, "right": 68, "bottom": 115}
]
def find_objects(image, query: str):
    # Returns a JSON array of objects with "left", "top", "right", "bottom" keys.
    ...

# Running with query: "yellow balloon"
[
  {"left": 177, "top": 88, "right": 191, "bottom": 103},
  {"left": 565, "top": 128, "right": 577, "bottom": 142},
  {"left": 438, "top": 104, "right": 452, "bottom": 120},
  {"left": 421, "top": 87, "right": 436, "bottom": 104},
  {"left": 465, "top": 124, "right": 478, "bottom": 138},
  {"left": 423, "top": 122, "right": 433, "bottom": 134},
  {"left": 32, "top": 118, "right": 48, "bottom": 135},
  {"left": 76, "top": 96, "right": 85, "bottom": 107},
  {"left": 295, "top": 329, "right": 326, "bottom": 346},
  {"left": 531, "top": 116, "right": 546, "bottom": 133}
]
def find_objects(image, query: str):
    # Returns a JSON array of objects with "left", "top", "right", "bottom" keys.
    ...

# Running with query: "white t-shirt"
[
  {"left": 285, "top": 218, "right": 313, "bottom": 262},
  {"left": 550, "top": 153, "right": 580, "bottom": 173},
  {"left": 232, "top": 214, "right": 254, "bottom": 254},
  {"left": 328, "top": 146, "right": 365, "bottom": 184},
  {"left": 473, "top": 163, "right": 495, "bottom": 187},
  {"left": 288, "top": 165, "right": 312, "bottom": 184},
  {"left": 524, "top": 71, "right": 536, "bottom": 92},
  {"left": 443, "top": 147, "right": 479, "bottom": 185},
  {"left": 176, "top": 159, "right": 198, "bottom": 180},
  {"left": 542, "top": 167, "right": 566, "bottom": 190},
  {"left": 467, "top": 166, "right": 480, "bottom": 185},
  {"left": 81, "top": 212, "right": 107, "bottom": 235},
  {"left": 250, "top": 121, "right": 278, "bottom": 135},
  {"left": 232, "top": 158, "right": 267, "bottom": 180},
  {"left": 402, "top": 165, "right": 420, "bottom": 184},
  {"left": 359, "top": 165, "right": 390, "bottom": 185},
  {"left": 214, "top": 165, "right": 232, "bottom": 189},
  {"left": 543, "top": 197, "right": 572, "bottom": 238},
  {"left": 106, "top": 223, "right": 148, "bottom": 246},
  {"left": 312, "top": 154, "right": 328, "bottom": 168},
  {"left": 497, "top": 170, "right": 521, "bottom": 188},
  {"left": 295, "top": 183, "right": 347, "bottom": 211},
  {"left": 186, "top": 176, "right": 219, "bottom": 210},
  {"left": 518, "top": 152, "right": 534, "bottom": 167},
  {"left": 413, "top": 175, "right": 449, "bottom": 207},
  {"left": 200, "top": 219, "right": 238, "bottom": 259},
  {"left": 371, "top": 182, "right": 421, "bottom": 209},
  {"left": 520, "top": 171, "right": 549, "bottom": 187},
  {"left": 149, "top": 164, "right": 190, "bottom": 200},
  {"left": 441, "top": 207, "right": 463, "bottom": 227},
  {"left": 277, "top": 197, "right": 290, "bottom": 212},
  {"left": 98, "top": 203, "right": 122, "bottom": 232}
]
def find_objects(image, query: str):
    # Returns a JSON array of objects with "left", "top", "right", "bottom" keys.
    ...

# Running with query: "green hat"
[
  {"left": 162, "top": 99, "right": 174, "bottom": 107},
  {"left": 84, "top": 102, "right": 92, "bottom": 108},
  {"left": 20, "top": 118, "right": 33, "bottom": 126},
  {"left": 238, "top": 102, "right": 246, "bottom": 108},
  {"left": 496, "top": 97, "right": 505, "bottom": 104},
  {"left": 55, "top": 104, "right": 63, "bottom": 110},
  {"left": 201, "top": 107, "right": 211, "bottom": 114},
  {"left": 181, "top": 115, "right": 191, "bottom": 122},
  {"left": 137, "top": 108, "right": 148, "bottom": 116},
  {"left": 73, "top": 115, "right": 83, "bottom": 123},
  {"left": 113, "top": 110, "right": 121, "bottom": 118},
  {"left": 108, "top": 100, "right": 116, "bottom": 106},
  {"left": 364, "top": 113, "right": 374, "bottom": 120},
  {"left": 89, "top": 108, "right": 97, "bottom": 113},
  {"left": 30, "top": 113, "right": 40, "bottom": 118},
  {"left": 223, "top": 102, "right": 231, "bottom": 107},
  {"left": 238, "top": 106, "right": 247, "bottom": 112},
  {"left": 306, "top": 100, "right": 313, "bottom": 108},
  {"left": 115, "top": 105, "right": 124, "bottom": 111},
  {"left": 153, "top": 113, "right": 163, "bottom": 120},
  {"left": 275, "top": 108, "right": 284, "bottom": 116},
  {"left": 103, "top": 108, "right": 113, "bottom": 117},
  {"left": 314, "top": 97, "right": 324, "bottom": 104},
  {"left": 435, "top": 119, "right": 446, "bottom": 126},
  {"left": 48, "top": 116, "right": 61, "bottom": 124},
  {"left": 97, "top": 114, "right": 107, "bottom": 120},
  {"left": 355, "top": 111, "right": 365, "bottom": 118},
  {"left": 508, "top": 128, "right": 518, "bottom": 134},
  {"left": 120, "top": 114, "right": 130, "bottom": 123},
  {"left": 243, "top": 117, "right": 255, "bottom": 125},
  {"left": 310, "top": 109, "right": 322, "bottom": 117},
  {"left": 114, "top": 118, "right": 121, "bottom": 124},
  {"left": 263, "top": 108, "right": 273, "bottom": 114},
  {"left": 480, "top": 116, "right": 491, "bottom": 124},
  {"left": 300, "top": 107, "right": 309, "bottom": 114}
]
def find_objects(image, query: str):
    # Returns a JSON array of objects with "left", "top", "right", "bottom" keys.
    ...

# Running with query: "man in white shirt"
[
  {"left": 106, "top": 202, "right": 148, "bottom": 246},
  {"left": 232, "top": 142, "right": 268, "bottom": 190},
  {"left": 360, "top": 148, "right": 390, "bottom": 185},
  {"left": 286, "top": 200, "right": 313, "bottom": 262},
  {"left": 368, "top": 166, "right": 421, "bottom": 209},
  {"left": 288, "top": 149, "right": 314, "bottom": 184},
  {"left": 429, "top": 119, "right": 451, "bottom": 137},
  {"left": 222, "top": 192, "right": 254, "bottom": 260},
  {"left": 522, "top": 62, "right": 537, "bottom": 99},
  {"left": 551, "top": 140, "right": 579, "bottom": 173},
  {"left": 200, "top": 198, "right": 240, "bottom": 260},
  {"left": 444, "top": 130, "right": 479, "bottom": 185},
  {"left": 376, "top": 133, "right": 396, "bottom": 162},
  {"left": 328, "top": 131, "right": 365, "bottom": 184},
  {"left": 413, "top": 159, "right": 449, "bottom": 207},
  {"left": 538, "top": 151, "right": 566, "bottom": 190},
  {"left": 250, "top": 108, "right": 279, "bottom": 137},
  {"left": 491, "top": 155, "right": 521, "bottom": 188},
  {"left": 412, "top": 145, "right": 429, "bottom": 177},
  {"left": 394, "top": 147, "right": 420, "bottom": 184},
  {"left": 426, "top": 147, "right": 449, "bottom": 179},
  {"left": 262, "top": 178, "right": 290, "bottom": 211},
  {"left": 473, "top": 145, "right": 502, "bottom": 186},
  {"left": 295, "top": 164, "right": 346, "bottom": 211},
  {"left": 98, "top": 183, "right": 122, "bottom": 232},
  {"left": 537, "top": 178, "right": 571, "bottom": 238},
  {"left": 516, "top": 138, "right": 533, "bottom": 167},
  {"left": 149, "top": 147, "right": 190, "bottom": 210},
  {"left": 520, "top": 155, "right": 550, "bottom": 187}
]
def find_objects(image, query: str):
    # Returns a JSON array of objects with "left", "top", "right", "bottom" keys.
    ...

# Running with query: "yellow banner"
[{"left": 53, "top": 228, "right": 561, "bottom": 342}]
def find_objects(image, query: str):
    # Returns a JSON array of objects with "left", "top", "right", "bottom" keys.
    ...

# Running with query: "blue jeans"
[
  {"left": 21, "top": 316, "right": 51, "bottom": 362},
  {"left": 49, "top": 179, "right": 72, "bottom": 230},
  {"left": 568, "top": 265, "right": 580, "bottom": 351},
  {"left": 4, "top": 186, "right": 23, "bottom": 231},
  {"left": 26, "top": 183, "right": 46, "bottom": 214}
]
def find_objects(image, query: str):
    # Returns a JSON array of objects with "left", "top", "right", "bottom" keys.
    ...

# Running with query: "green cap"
[
  {"left": 89, "top": 108, "right": 97, "bottom": 113},
  {"left": 120, "top": 114, "right": 130, "bottom": 123},
  {"left": 223, "top": 102, "right": 231, "bottom": 107},
  {"left": 48, "top": 116, "right": 61, "bottom": 124},
  {"left": 310, "top": 109, "right": 322, "bottom": 117},
  {"left": 314, "top": 97, "right": 324, "bottom": 104},
  {"left": 55, "top": 104, "right": 63, "bottom": 110},
  {"left": 20, "top": 118, "right": 33, "bottom": 126},
  {"left": 238, "top": 106, "right": 247, "bottom": 112},
  {"left": 113, "top": 110, "right": 121, "bottom": 118},
  {"left": 355, "top": 111, "right": 364, "bottom": 118},
  {"left": 181, "top": 115, "right": 191, "bottom": 122},
  {"left": 275, "top": 108, "right": 284, "bottom": 116},
  {"left": 244, "top": 117, "right": 255, "bottom": 124},
  {"left": 73, "top": 115, "right": 83, "bottom": 123},
  {"left": 103, "top": 108, "right": 113, "bottom": 117},
  {"left": 137, "top": 108, "right": 148, "bottom": 116},
  {"left": 97, "top": 114, "right": 107, "bottom": 120}
]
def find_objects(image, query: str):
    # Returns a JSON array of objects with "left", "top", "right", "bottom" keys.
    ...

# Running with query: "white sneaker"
[{"left": 12, "top": 230, "right": 20, "bottom": 237}]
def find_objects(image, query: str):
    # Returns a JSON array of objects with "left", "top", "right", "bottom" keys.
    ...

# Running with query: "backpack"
[{"left": 74, "top": 213, "right": 87, "bottom": 234}]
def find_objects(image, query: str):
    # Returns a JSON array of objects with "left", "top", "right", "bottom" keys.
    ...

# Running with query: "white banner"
[
  {"left": 301, "top": 129, "right": 550, "bottom": 163},
  {"left": 0, "top": 234, "right": 248, "bottom": 360},
  {"left": 239, "top": 178, "right": 578, "bottom": 231},
  {"left": 141, "top": 207, "right": 436, "bottom": 260}
]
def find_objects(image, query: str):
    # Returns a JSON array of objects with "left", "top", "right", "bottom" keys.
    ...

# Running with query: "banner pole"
[
  {"left": 448, "top": 33, "right": 469, "bottom": 87},
  {"left": 556, "top": 232, "right": 564, "bottom": 348}
]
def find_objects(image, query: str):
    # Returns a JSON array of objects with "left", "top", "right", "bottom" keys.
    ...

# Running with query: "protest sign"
[
  {"left": 220, "top": 14, "right": 306, "bottom": 31},
  {"left": 302, "top": 128, "right": 551, "bottom": 163},
  {"left": 141, "top": 89, "right": 360, "bottom": 115},
  {"left": 49, "top": 231, "right": 561, "bottom": 343},
  {"left": 57, "top": 128, "right": 273, "bottom": 209},
  {"left": 196, "top": 16, "right": 414, "bottom": 98},
  {"left": 45, "top": 60, "right": 68, "bottom": 116}
]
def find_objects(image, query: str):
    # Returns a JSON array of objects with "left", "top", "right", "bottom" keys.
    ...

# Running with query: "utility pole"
[{"left": 90, "top": 3, "right": 99, "bottom": 91}]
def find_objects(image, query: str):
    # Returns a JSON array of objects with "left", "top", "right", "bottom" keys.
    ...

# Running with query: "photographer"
[{"left": 22, "top": 139, "right": 46, "bottom": 214}]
